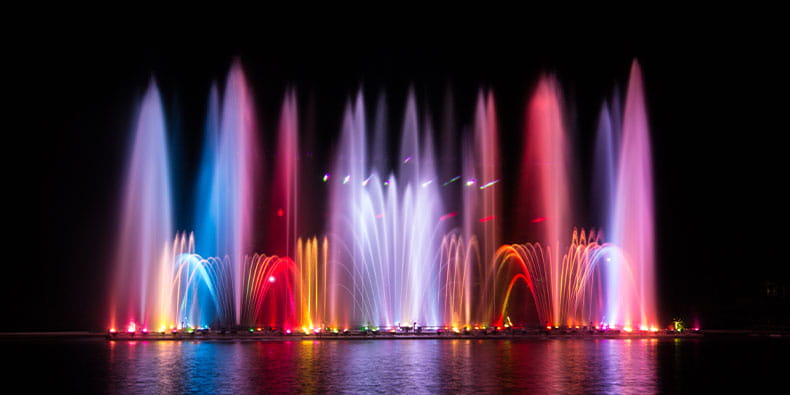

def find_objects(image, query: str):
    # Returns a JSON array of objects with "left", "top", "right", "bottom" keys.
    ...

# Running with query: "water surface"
[{"left": 5, "top": 336, "right": 786, "bottom": 393}]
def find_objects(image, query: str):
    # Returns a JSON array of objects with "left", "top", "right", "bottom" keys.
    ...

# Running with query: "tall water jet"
[
  {"left": 212, "top": 62, "right": 261, "bottom": 325},
  {"left": 329, "top": 90, "right": 443, "bottom": 326},
  {"left": 609, "top": 61, "right": 656, "bottom": 329},
  {"left": 194, "top": 84, "right": 220, "bottom": 258},
  {"left": 269, "top": 89, "right": 299, "bottom": 258},
  {"left": 592, "top": 100, "right": 620, "bottom": 232},
  {"left": 109, "top": 80, "right": 173, "bottom": 330},
  {"left": 519, "top": 76, "right": 574, "bottom": 325},
  {"left": 474, "top": 90, "right": 501, "bottom": 264},
  {"left": 457, "top": 90, "right": 501, "bottom": 324}
]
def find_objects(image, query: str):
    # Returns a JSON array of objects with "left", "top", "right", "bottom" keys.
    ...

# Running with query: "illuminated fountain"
[
  {"left": 109, "top": 81, "right": 173, "bottom": 331},
  {"left": 494, "top": 62, "right": 657, "bottom": 331},
  {"left": 608, "top": 62, "right": 656, "bottom": 330},
  {"left": 108, "top": 60, "right": 658, "bottom": 334},
  {"left": 327, "top": 91, "right": 444, "bottom": 328}
]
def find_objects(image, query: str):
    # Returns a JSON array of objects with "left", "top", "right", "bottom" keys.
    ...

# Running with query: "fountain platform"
[{"left": 103, "top": 330, "right": 702, "bottom": 341}]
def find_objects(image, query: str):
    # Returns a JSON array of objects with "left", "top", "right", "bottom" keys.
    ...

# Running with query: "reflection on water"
[
  {"left": 7, "top": 336, "right": 788, "bottom": 393},
  {"left": 103, "top": 339, "right": 658, "bottom": 393}
]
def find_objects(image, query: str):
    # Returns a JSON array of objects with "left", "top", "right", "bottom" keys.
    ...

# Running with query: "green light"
[
  {"left": 249, "top": 328, "right": 255, "bottom": 332},
  {"left": 673, "top": 318, "right": 685, "bottom": 332}
]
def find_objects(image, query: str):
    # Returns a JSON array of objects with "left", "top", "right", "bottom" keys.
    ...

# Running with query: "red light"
[
  {"left": 109, "top": 328, "right": 116, "bottom": 333},
  {"left": 286, "top": 329, "right": 292, "bottom": 334},
  {"left": 277, "top": 209, "right": 284, "bottom": 217},
  {"left": 479, "top": 216, "right": 495, "bottom": 223},
  {"left": 531, "top": 217, "right": 547, "bottom": 223},
  {"left": 439, "top": 212, "right": 458, "bottom": 221}
]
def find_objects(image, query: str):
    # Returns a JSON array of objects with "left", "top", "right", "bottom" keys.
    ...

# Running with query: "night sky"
[{"left": 9, "top": 25, "right": 787, "bottom": 331}]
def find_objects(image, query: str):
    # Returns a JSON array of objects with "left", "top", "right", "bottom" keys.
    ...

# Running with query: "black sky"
[{"left": 9, "top": 23, "right": 788, "bottom": 331}]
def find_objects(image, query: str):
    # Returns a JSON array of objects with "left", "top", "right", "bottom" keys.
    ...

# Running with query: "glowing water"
[
  {"left": 109, "top": 81, "right": 173, "bottom": 330},
  {"left": 109, "top": 60, "right": 658, "bottom": 331},
  {"left": 194, "top": 62, "right": 260, "bottom": 325},
  {"left": 609, "top": 61, "right": 656, "bottom": 328},
  {"left": 328, "top": 91, "right": 442, "bottom": 327}
]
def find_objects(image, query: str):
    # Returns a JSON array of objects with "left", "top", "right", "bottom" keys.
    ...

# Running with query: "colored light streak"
[
  {"left": 323, "top": 173, "right": 330, "bottom": 182},
  {"left": 479, "top": 179, "right": 500, "bottom": 190},
  {"left": 531, "top": 217, "right": 547, "bottom": 223},
  {"left": 465, "top": 178, "right": 476, "bottom": 186},
  {"left": 442, "top": 176, "right": 460, "bottom": 186},
  {"left": 439, "top": 212, "right": 458, "bottom": 221},
  {"left": 479, "top": 216, "right": 495, "bottom": 223}
]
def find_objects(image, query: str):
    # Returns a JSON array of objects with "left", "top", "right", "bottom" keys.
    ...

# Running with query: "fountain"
[{"left": 108, "top": 60, "right": 658, "bottom": 335}]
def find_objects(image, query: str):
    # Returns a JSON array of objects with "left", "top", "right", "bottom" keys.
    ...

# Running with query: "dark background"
[{"left": 8, "top": 24, "right": 787, "bottom": 331}]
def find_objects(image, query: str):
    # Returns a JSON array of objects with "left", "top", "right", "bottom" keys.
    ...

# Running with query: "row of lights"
[
  {"left": 323, "top": 172, "right": 501, "bottom": 190},
  {"left": 111, "top": 321, "right": 693, "bottom": 335}
]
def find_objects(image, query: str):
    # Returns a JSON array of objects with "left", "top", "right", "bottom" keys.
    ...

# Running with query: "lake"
[{"left": 4, "top": 335, "right": 786, "bottom": 393}]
